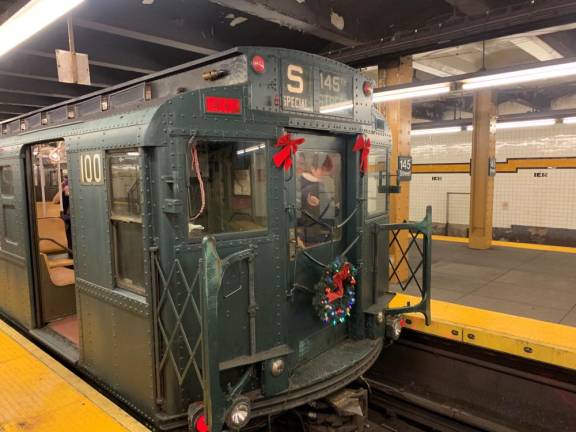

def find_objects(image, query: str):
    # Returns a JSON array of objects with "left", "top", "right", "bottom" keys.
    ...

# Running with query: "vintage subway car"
[{"left": 0, "top": 47, "right": 431, "bottom": 431}]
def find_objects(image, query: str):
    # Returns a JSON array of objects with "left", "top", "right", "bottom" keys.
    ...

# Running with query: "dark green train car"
[{"left": 0, "top": 47, "right": 431, "bottom": 431}]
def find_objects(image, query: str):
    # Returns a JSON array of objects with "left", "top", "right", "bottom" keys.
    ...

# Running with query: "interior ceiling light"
[
  {"left": 562, "top": 116, "right": 576, "bottom": 124},
  {"left": 410, "top": 126, "right": 462, "bottom": 136},
  {"left": 372, "top": 82, "right": 451, "bottom": 103},
  {"left": 461, "top": 61, "right": 576, "bottom": 90},
  {"left": 0, "top": 0, "right": 84, "bottom": 57},
  {"left": 319, "top": 101, "right": 354, "bottom": 114}
]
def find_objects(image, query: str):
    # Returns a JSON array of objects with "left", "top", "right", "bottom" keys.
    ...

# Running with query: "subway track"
[{"left": 365, "top": 330, "right": 576, "bottom": 432}]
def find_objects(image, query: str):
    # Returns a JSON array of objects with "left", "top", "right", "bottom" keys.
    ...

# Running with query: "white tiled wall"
[{"left": 410, "top": 124, "right": 576, "bottom": 230}]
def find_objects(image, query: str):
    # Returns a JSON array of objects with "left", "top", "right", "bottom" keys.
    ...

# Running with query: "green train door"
[{"left": 286, "top": 132, "right": 350, "bottom": 361}]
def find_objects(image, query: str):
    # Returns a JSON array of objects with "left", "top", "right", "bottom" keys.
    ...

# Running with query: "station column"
[
  {"left": 377, "top": 56, "right": 413, "bottom": 281},
  {"left": 469, "top": 89, "right": 497, "bottom": 249}
]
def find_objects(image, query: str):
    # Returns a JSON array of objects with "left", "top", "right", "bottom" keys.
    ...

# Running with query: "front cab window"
[
  {"left": 296, "top": 151, "right": 342, "bottom": 248},
  {"left": 187, "top": 140, "right": 268, "bottom": 239}
]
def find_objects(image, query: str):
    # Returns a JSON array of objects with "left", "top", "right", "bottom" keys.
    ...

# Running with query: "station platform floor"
[
  {"left": 391, "top": 235, "right": 576, "bottom": 371},
  {"left": 0, "top": 319, "right": 148, "bottom": 432},
  {"left": 407, "top": 236, "right": 576, "bottom": 325}
]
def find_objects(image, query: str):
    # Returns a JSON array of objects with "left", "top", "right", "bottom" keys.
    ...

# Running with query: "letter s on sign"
[{"left": 287, "top": 64, "right": 304, "bottom": 94}]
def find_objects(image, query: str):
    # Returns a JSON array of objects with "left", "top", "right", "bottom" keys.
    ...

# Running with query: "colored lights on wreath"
[{"left": 313, "top": 257, "right": 358, "bottom": 326}]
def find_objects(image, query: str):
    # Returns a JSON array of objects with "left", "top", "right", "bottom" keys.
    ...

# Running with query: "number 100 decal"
[{"left": 80, "top": 152, "right": 104, "bottom": 185}]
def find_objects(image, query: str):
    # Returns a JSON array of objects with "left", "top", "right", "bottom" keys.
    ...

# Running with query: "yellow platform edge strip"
[
  {"left": 0, "top": 320, "right": 149, "bottom": 432},
  {"left": 432, "top": 234, "right": 576, "bottom": 254},
  {"left": 391, "top": 294, "right": 576, "bottom": 371}
]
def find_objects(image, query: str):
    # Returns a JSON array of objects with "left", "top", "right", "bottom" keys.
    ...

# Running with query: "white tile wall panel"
[{"left": 410, "top": 123, "right": 576, "bottom": 232}]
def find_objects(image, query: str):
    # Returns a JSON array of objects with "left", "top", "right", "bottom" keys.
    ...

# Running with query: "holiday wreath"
[{"left": 313, "top": 257, "right": 358, "bottom": 326}]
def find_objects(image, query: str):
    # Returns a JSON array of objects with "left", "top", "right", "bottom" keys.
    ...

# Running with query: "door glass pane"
[
  {"left": 296, "top": 151, "right": 342, "bottom": 248},
  {"left": 110, "top": 151, "right": 141, "bottom": 221},
  {"left": 113, "top": 221, "right": 145, "bottom": 295},
  {"left": 0, "top": 166, "right": 14, "bottom": 197},
  {"left": 188, "top": 141, "right": 267, "bottom": 238},
  {"left": 367, "top": 147, "right": 388, "bottom": 216}
]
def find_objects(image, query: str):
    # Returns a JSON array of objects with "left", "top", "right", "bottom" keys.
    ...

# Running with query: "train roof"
[{"left": 0, "top": 46, "right": 369, "bottom": 137}]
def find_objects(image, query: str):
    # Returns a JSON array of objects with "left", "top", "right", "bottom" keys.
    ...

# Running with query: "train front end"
[{"left": 146, "top": 47, "right": 431, "bottom": 431}]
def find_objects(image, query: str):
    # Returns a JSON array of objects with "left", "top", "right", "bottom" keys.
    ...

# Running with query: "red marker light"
[
  {"left": 363, "top": 81, "right": 373, "bottom": 97},
  {"left": 195, "top": 415, "right": 208, "bottom": 432},
  {"left": 251, "top": 55, "right": 266, "bottom": 74},
  {"left": 205, "top": 96, "right": 241, "bottom": 115}
]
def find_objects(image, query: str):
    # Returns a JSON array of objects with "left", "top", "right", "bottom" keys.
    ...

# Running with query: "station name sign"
[{"left": 282, "top": 61, "right": 354, "bottom": 118}]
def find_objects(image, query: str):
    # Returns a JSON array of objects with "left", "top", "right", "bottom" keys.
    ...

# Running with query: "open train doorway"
[{"left": 27, "top": 142, "right": 78, "bottom": 353}]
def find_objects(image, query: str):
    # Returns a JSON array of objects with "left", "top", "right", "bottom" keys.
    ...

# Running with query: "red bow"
[
  {"left": 273, "top": 133, "right": 305, "bottom": 171},
  {"left": 353, "top": 134, "right": 371, "bottom": 175},
  {"left": 326, "top": 263, "right": 351, "bottom": 303}
]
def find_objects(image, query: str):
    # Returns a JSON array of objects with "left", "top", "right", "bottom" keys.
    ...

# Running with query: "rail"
[{"left": 378, "top": 206, "right": 432, "bottom": 324}]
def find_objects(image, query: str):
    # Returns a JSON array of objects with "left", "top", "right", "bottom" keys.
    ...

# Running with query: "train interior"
[{"left": 29, "top": 142, "right": 78, "bottom": 348}]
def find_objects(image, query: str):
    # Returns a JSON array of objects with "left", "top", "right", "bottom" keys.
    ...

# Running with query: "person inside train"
[
  {"left": 52, "top": 177, "right": 72, "bottom": 255},
  {"left": 297, "top": 152, "right": 339, "bottom": 247}
]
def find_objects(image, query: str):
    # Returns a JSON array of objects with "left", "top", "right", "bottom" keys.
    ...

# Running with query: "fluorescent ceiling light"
[
  {"left": 411, "top": 126, "right": 462, "bottom": 136},
  {"left": 496, "top": 118, "right": 556, "bottom": 129},
  {"left": 563, "top": 116, "right": 576, "bottom": 124},
  {"left": 373, "top": 82, "right": 451, "bottom": 103},
  {"left": 236, "top": 143, "right": 265, "bottom": 155},
  {"left": 0, "top": 0, "right": 84, "bottom": 57},
  {"left": 461, "top": 61, "right": 576, "bottom": 90}
]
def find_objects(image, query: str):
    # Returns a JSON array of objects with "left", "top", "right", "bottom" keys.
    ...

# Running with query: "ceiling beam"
[
  {"left": 0, "top": 0, "right": 27, "bottom": 25},
  {"left": 73, "top": 19, "right": 219, "bottom": 56},
  {"left": 0, "top": 75, "right": 95, "bottom": 99},
  {"left": 327, "top": 0, "right": 576, "bottom": 66},
  {"left": 508, "top": 36, "right": 563, "bottom": 61},
  {"left": 539, "top": 32, "right": 576, "bottom": 57},
  {"left": 444, "top": 0, "right": 489, "bottom": 17},
  {"left": 0, "top": 51, "right": 141, "bottom": 87},
  {"left": 413, "top": 56, "right": 477, "bottom": 77},
  {"left": 0, "top": 91, "right": 62, "bottom": 107},
  {"left": 0, "top": 104, "right": 33, "bottom": 115},
  {"left": 0, "top": 70, "right": 108, "bottom": 89},
  {"left": 208, "top": 0, "right": 360, "bottom": 47},
  {"left": 18, "top": 49, "right": 155, "bottom": 75}
]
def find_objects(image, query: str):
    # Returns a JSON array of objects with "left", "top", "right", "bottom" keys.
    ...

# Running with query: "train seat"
[
  {"left": 36, "top": 202, "right": 61, "bottom": 218},
  {"left": 47, "top": 257, "right": 74, "bottom": 269},
  {"left": 37, "top": 217, "right": 68, "bottom": 254},
  {"left": 39, "top": 253, "right": 76, "bottom": 322},
  {"left": 41, "top": 254, "right": 75, "bottom": 286}
]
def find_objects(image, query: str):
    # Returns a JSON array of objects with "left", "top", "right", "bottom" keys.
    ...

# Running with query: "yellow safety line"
[
  {"left": 0, "top": 320, "right": 150, "bottom": 432},
  {"left": 391, "top": 294, "right": 576, "bottom": 371},
  {"left": 433, "top": 234, "right": 576, "bottom": 254},
  {"left": 413, "top": 157, "right": 576, "bottom": 174}
]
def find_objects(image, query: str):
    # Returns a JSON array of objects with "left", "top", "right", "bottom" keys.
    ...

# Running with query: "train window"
[
  {"left": 109, "top": 151, "right": 141, "bottom": 220},
  {"left": 108, "top": 150, "right": 145, "bottom": 295},
  {"left": 296, "top": 151, "right": 342, "bottom": 248},
  {"left": 367, "top": 148, "right": 388, "bottom": 216},
  {"left": 0, "top": 166, "right": 14, "bottom": 197},
  {"left": 187, "top": 140, "right": 268, "bottom": 239}
]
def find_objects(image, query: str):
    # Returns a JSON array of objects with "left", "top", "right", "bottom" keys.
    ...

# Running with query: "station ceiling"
[{"left": 1, "top": 0, "right": 576, "bottom": 121}]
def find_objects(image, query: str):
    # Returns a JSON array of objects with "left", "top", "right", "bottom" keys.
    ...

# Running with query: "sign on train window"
[
  {"left": 187, "top": 140, "right": 268, "bottom": 239},
  {"left": 318, "top": 70, "right": 354, "bottom": 117},
  {"left": 367, "top": 148, "right": 388, "bottom": 217},
  {"left": 282, "top": 62, "right": 313, "bottom": 113},
  {"left": 79, "top": 152, "right": 104, "bottom": 185}
]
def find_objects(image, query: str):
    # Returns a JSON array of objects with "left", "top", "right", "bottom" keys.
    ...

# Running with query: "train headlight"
[
  {"left": 226, "top": 396, "right": 251, "bottom": 429},
  {"left": 385, "top": 316, "right": 404, "bottom": 341}
]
